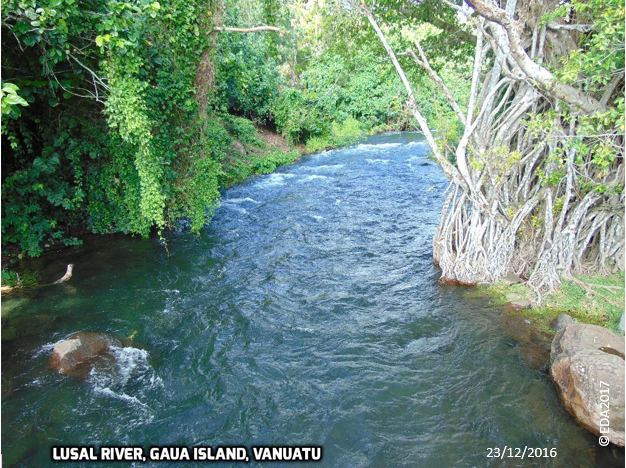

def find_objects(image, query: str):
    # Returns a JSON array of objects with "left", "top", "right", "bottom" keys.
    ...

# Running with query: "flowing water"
[{"left": 2, "top": 132, "right": 623, "bottom": 467}]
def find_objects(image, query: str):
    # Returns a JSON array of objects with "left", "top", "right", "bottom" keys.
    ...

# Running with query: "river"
[{"left": 1, "top": 132, "right": 623, "bottom": 467}]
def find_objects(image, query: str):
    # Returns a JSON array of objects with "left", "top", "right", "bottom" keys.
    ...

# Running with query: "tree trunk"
[{"left": 194, "top": 0, "right": 223, "bottom": 114}]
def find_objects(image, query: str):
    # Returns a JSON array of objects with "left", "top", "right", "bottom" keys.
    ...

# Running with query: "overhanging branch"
[
  {"left": 213, "top": 26, "right": 280, "bottom": 33},
  {"left": 465, "top": 0, "right": 607, "bottom": 114}
]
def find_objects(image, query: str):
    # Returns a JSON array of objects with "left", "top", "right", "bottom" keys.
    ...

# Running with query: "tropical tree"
[{"left": 360, "top": 0, "right": 624, "bottom": 299}]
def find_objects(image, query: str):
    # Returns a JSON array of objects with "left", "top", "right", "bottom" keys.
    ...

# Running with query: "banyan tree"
[{"left": 359, "top": 0, "right": 625, "bottom": 298}]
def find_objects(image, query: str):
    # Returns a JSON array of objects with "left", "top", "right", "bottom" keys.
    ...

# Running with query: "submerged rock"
[
  {"left": 50, "top": 332, "right": 121, "bottom": 378},
  {"left": 550, "top": 323, "right": 625, "bottom": 447},
  {"left": 519, "top": 342, "right": 550, "bottom": 371},
  {"left": 1, "top": 298, "right": 30, "bottom": 318},
  {"left": 499, "top": 314, "right": 551, "bottom": 345}
]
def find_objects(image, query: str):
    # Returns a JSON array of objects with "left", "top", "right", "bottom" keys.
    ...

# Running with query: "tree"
[
  {"left": 360, "top": 0, "right": 624, "bottom": 298},
  {"left": 193, "top": 0, "right": 281, "bottom": 113}
]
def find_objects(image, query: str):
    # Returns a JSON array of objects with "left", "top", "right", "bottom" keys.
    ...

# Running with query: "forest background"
[{"left": 1, "top": 0, "right": 470, "bottom": 259}]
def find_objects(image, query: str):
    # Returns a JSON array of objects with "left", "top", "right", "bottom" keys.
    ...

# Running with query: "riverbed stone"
[
  {"left": 505, "top": 292, "right": 522, "bottom": 301},
  {"left": 551, "top": 314, "right": 574, "bottom": 332},
  {"left": 504, "top": 299, "right": 531, "bottom": 312},
  {"left": 519, "top": 342, "right": 551, "bottom": 370},
  {"left": 50, "top": 332, "right": 120, "bottom": 378},
  {"left": 499, "top": 314, "right": 550, "bottom": 345},
  {"left": 550, "top": 323, "right": 625, "bottom": 446},
  {"left": 502, "top": 274, "right": 522, "bottom": 285}
]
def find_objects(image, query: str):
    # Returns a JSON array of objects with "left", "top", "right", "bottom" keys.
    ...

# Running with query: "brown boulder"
[
  {"left": 50, "top": 332, "right": 120, "bottom": 378},
  {"left": 550, "top": 323, "right": 625, "bottom": 446}
]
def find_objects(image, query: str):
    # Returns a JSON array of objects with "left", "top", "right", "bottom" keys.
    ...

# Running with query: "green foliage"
[
  {"left": 0, "top": 268, "right": 40, "bottom": 288},
  {"left": 1, "top": 269, "right": 19, "bottom": 287},
  {"left": 221, "top": 115, "right": 265, "bottom": 148},
  {"left": 1, "top": 0, "right": 233, "bottom": 255},
  {"left": 273, "top": 48, "right": 408, "bottom": 145},
  {"left": 215, "top": 32, "right": 282, "bottom": 123},
  {"left": 1, "top": 0, "right": 470, "bottom": 257},
  {"left": 483, "top": 271, "right": 625, "bottom": 333},
  {"left": 304, "top": 116, "right": 364, "bottom": 152},
  {"left": 1, "top": 83, "right": 28, "bottom": 124}
]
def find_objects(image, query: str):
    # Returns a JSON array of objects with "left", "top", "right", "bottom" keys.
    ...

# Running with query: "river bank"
[
  {"left": 1, "top": 121, "right": 402, "bottom": 284},
  {"left": 466, "top": 272, "right": 625, "bottom": 334}
]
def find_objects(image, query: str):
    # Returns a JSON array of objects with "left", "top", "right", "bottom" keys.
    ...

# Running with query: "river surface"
[{"left": 2, "top": 132, "right": 623, "bottom": 467}]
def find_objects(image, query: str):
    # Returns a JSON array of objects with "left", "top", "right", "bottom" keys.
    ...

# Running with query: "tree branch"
[
  {"left": 465, "top": 0, "right": 607, "bottom": 114},
  {"left": 401, "top": 39, "right": 466, "bottom": 125},
  {"left": 600, "top": 74, "right": 624, "bottom": 106},
  {"left": 547, "top": 22, "right": 594, "bottom": 32},
  {"left": 356, "top": 1, "right": 462, "bottom": 184},
  {"left": 212, "top": 26, "right": 280, "bottom": 33}
]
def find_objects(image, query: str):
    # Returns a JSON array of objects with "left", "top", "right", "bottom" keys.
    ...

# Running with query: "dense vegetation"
[
  {"left": 1, "top": 0, "right": 468, "bottom": 258},
  {"left": 2, "top": 0, "right": 623, "bottom": 307}
]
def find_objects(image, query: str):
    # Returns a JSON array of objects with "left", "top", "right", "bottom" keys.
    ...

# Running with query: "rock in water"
[
  {"left": 519, "top": 343, "right": 550, "bottom": 371},
  {"left": 551, "top": 314, "right": 574, "bottom": 332},
  {"left": 550, "top": 323, "right": 625, "bottom": 447},
  {"left": 50, "top": 332, "right": 120, "bottom": 378},
  {"left": 504, "top": 299, "right": 531, "bottom": 312}
]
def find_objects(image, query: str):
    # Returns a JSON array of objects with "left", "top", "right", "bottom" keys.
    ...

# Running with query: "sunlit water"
[{"left": 2, "top": 133, "right": 623, "bottom": 467}]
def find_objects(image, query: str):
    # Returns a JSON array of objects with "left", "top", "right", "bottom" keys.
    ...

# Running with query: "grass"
[
  {"left": 469, "top": 271, "right": 625, "bottom": 334},
  {"left": 1, "top": 268, "right": 40, "bottom": 288}
]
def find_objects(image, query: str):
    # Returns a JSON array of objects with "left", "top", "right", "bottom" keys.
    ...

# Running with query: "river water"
[{"left": 2, "top": 132, "right": 623, "bottom": 467}]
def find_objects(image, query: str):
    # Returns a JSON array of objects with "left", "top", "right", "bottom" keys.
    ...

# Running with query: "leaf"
[{"left": 2, "top": 83, "right": 19, "bottom": 92}]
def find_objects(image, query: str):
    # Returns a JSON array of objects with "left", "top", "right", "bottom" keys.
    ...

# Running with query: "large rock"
[
  {"left": 50, "top": 332, "right": 120, "bottom": 378},
  {"left": 550, "top": 323, "right": 625, "bottom": 446}
]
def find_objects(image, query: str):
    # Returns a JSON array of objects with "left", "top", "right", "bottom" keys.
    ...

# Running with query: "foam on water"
[
  {"left": 222, "top": 197, "right": 259, "bottom": 204},
  {"left": 365, "top": 158, "right": 392, "bottom": 164},
  {"left": 256, "top": 172, "right": 296, "bottom": 187},
  {"left": 88, "top": 346, "right": 157, "bottom": 418},
  {"left": 301, "top": 164, "right": 344, "bottom": 172},
  {"left": 220, "top": 205, "right": 248, "bottom": 214},
  {"left": 297, "top": 174, "right": 329, "bottom": 183}
]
